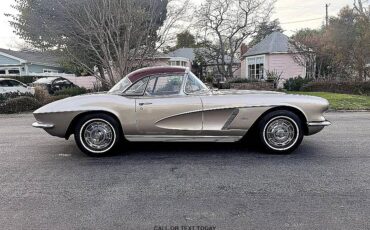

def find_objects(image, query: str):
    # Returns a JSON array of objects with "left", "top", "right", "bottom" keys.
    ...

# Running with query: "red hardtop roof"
[{"left": 127, "top": 66, "right": 186, "bottom": 83}]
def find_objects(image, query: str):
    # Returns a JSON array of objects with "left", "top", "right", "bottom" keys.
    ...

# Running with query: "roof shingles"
[
  {"left": 0, "top": 48, "right": 61, "bottom": 67},
  {"left": 244, "top": 32, "right": 291, "bottom": 57}
]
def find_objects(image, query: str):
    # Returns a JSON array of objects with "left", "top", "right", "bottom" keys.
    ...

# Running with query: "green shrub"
[
  {"left": 0, "top": 88, "right": 69, "bottom": 114},
  {"left": 284, "top": 76, "right": 311, "bottom": 91},
  {"left": 205, "top": 75, "right": 214, "bottom": 84},
  {"left": 0, "top": 92, "right": 34, "bottom": 102},
  {"left": 0, "top": 96, "right": 41, "bottom": 114},
  {"left": 213, "top": 82, "right": 230, "bottom": 89},
  {"left": 301, "top": 81, "right": 370, "bottom": 96},
  {"left": 53, "top": 87, "right": 88, "bottom": 96}
]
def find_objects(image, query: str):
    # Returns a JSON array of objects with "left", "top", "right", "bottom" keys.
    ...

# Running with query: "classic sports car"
[{"left": 32, "top": 66, "right": 331, "bottom": 157}]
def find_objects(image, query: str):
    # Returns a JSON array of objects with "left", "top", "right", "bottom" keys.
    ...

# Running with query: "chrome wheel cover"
[
  {"left": 80, "top": 119, "right": 116, "bottom": 153},
  {"left": 263, "top": 116, "right": 299, "bottom": 151}
]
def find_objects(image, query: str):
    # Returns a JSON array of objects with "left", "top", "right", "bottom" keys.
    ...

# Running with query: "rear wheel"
[
  {"left": 74, "top": 114, "right": 121, "bottom": 157},
  {"left": 257, "top": 110, "right": 303, "bottom": 154}
]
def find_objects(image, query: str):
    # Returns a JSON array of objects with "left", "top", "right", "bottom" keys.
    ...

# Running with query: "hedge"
[
  {"left": 53, "top": 87, "right": 88, "bottom": 97},
  {"left": 0, "top": 92, "right": 34, "bottom": 102},
  {"left": 0, "top": 88, "right": 69, "bottom": 114},
  {"left": 0, "top": 96, "right": 42, "bottom": 114},
  {"left": 301, "top": 81, "right": 370, "bottom": 96},
  {"left": 284, "top": 77, "right": 311, "bottom": 91}
]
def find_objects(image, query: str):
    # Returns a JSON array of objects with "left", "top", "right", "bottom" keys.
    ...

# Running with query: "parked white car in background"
[{"left": 0, "top": 78, "right": 35, "bottom": 95}]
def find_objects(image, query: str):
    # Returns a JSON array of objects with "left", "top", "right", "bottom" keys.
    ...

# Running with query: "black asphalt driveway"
[{"left": 0, "top": 112, "right": 369, "bottom": 229}]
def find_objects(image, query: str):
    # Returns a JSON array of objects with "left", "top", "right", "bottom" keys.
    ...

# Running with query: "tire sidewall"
[
  {"left": 258, "top": 110, "right": 304, "bottom": 154},
  {"left": 74, "top": 114, "right": 121, "bottom": 157}
]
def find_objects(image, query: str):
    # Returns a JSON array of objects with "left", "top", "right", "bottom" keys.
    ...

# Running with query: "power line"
[{"left": 280, "top": 17, "right": 324, "bottom": 25}]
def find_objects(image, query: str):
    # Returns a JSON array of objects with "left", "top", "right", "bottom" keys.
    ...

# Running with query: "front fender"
[{"left": 33, "top": 94, "right": 136, "bottom": 138}]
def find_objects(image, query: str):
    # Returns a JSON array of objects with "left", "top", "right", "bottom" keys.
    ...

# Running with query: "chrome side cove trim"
[
  {"left": 32, "top": 122, "right": 55, "bottom": 129},
  {"left": 125, "top": 135, "right": 242, "bottom": 142},
  {"left": 222, "top": 109, "right": 240, "bottom": 130},
  {"left": 307, "top": 121, "right": 331, "bottom": 126}
]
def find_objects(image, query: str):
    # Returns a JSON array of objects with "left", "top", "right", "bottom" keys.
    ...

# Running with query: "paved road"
[{"left": 0, "top": 112, "right": 369, "bottom": 229}]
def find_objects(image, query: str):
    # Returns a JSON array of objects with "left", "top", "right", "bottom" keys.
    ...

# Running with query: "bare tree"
[
  {"left": 9, "top": 0, "right": 189, "bottom": 87},
  {"left": 354, "top": 0, "right": 369, "bottom": 16},
  {"left": 289, "top": 31, "right": 320, "bottom": 79},
  {"left": 195, "top": 0, "right": 275, "bottom": 79}
]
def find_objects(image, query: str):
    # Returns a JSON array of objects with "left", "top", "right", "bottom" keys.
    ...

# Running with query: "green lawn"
[{"left": 288, "top": 91, "right": 370, "bottom": 110}]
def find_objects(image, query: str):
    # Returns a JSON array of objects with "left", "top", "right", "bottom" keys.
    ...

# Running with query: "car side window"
[
  {"left": 145, "top": 75, "right": 184, "bottom": 96},
  {"left": 9, "top": 80, "right": 22, "bottom": 87},
  {"left": 125, "top": 78, "right": 149, "bottom": 95},
  {"left": 2, "top": 80, "right": 19, "bottom": 87}
]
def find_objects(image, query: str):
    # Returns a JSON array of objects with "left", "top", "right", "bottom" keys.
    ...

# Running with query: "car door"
[
  {"left": 134, "top": 74, "right": 203, "bottom": 136},
  {"left": 8, "top": 80, "right": 28, "bottom": 94}
]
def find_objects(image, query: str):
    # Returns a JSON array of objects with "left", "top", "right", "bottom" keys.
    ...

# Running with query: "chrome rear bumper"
[{"left": 32, "top": 122, "right": 55, "bottom": 129}]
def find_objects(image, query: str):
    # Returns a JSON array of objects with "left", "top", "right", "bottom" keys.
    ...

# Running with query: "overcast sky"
[{"left": 0, "top": 0, "right": 357, "bottom": 49}]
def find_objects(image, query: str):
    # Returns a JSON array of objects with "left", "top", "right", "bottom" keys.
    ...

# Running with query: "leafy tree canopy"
[
  {"left": 249, "top": 19, "right": 283, "bottom": 47},
  {"left": 176, "top": 30, "right": 196, "bottom": 48}
]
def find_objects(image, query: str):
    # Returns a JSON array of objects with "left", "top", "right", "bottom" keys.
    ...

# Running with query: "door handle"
[{"left": 139, "top": 102, "right": 153, "bottom": 106}]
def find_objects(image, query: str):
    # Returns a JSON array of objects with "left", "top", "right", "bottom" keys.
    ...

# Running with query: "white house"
[
  {"left": 241, "top": 32, "right": 306, "bottom": 83},
  {"left": 167, "top": 48, "right": 194, "bottom": 68},
  {"left": 168, "top": 47, "right": 241, "bottom": 79},
  {"left": 0, "top": 48, "right": 74, "bottom": 77}
]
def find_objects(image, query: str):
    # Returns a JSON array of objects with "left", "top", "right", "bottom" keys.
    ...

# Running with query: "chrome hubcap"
[
  {"left": 265, "top": 118, "right": 297, "bottom": 149},
  {"left": 82, "top": 120, "right": 114, "bottom": 152}
]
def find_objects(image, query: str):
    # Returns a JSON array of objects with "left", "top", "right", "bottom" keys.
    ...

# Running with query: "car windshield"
[
  {"left": 185, "top": 72, "right": 209, "bottom": 93},
  {"left": 109, "top": 77, "right": 132, "bottom": 94}
]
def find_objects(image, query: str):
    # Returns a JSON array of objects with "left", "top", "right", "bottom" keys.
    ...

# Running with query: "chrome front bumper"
[
  {"left": 32, "top": 122, "right": 55, "bottom": 129},
  {"left": 306, "top": 120, "right": 331, "bottom": 135},
  {"left": 307, "top": 121, "right": 332, "bottom": 127}
]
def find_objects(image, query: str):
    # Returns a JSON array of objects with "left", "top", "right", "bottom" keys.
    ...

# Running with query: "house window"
[
  {"left": 8, "top": 69, "right": 20, "bottom": 75},
  {"left": 169, "top": 60, "right": 188, "bottom": 67},
  {"left": 43, "top": 69, "right": 58, "bottom": 73},
  {"left": 0, "top": 70, "right": 5, "bottom": 75},
  {"left": 247, "top": 56, "right": 264, "bottom": 80}
]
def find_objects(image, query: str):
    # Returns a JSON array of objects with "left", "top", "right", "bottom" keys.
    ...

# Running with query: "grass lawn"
[{"left": 288, "top": 91, "right": 370, "bottom": 110}]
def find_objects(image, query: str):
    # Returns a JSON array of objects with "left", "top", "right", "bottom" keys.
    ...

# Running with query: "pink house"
[{"left": 241, "top": 32, "right": 306, "bottom": 87}]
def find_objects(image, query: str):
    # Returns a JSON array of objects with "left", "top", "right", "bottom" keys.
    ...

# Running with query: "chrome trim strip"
[
  {"left": 125, "top": 135, "right": 242, "bottom": 142},
  {"left": 222, "top": 109, "right": 240, "bottom": 130},
  {"left": 307, "top": 121, "right": 331, "bottom": 126},
  {"left": 32, "top": 122, "right": 55, "bottom": 129}
]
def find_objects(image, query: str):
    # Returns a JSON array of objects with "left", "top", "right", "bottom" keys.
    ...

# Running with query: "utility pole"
[{"left": 325, "top": 3, "right": 330, "bottom": 27}]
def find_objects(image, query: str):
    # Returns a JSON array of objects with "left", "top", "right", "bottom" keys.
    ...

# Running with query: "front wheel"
[
  {"left": 74, "top": 114, "right": 122, "bottom": 157},
  {"left": 258, "top": 110, "right": 303, "bottom": 154}
]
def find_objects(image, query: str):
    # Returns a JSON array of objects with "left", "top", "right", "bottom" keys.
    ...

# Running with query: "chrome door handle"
[{"left": 139, "top": 102, "right": 153, "bottom": 106}]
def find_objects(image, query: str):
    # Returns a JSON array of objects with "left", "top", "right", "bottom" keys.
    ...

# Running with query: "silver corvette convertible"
[{"left": 33, "top": 66, "right": 331, "bottom": 156}]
